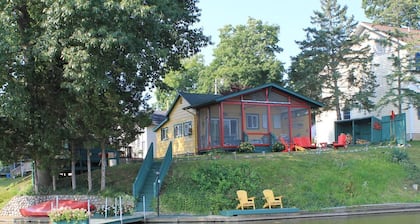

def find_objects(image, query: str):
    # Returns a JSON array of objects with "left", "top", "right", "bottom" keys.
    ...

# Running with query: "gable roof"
[
  {"left": 184, "top": 83, "right": 324, "bottom": 109},
  {"left": 154, "top": 83, "right": 323, "bottom": 131},
  {"left": 356, "top": 22, "right": 420, "bottom": 45},
  {"left": 179, "top": 92, "right": 221, "bottom": 107},
  {"left": 153, "top": 83, "right": 324, "bottom": 131}
]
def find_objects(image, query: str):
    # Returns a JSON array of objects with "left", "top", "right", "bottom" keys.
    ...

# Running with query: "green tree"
[
  {"left": 288, "top": 51, "right": 325, "bottom": 103},
  {"left": 155, "top": 55, "right": 206, "bottom": 110},
  {"left": 0, "top": 0, "right": 209, "bottom": 192},
  {"left": 202, "top": 18, "right": 285, "bottom": 94},
  {"left": 291, "top": 0, "right": 377, "bottom": 120},
  {"left": 362, "top": 0, "right": 420, "bottom": 30}
]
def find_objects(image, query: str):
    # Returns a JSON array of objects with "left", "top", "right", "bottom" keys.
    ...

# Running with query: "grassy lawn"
[
  {"left": 1, "top": 141, "right": 420, "bottom": 215},
  {"left": 160, "top": 142, "right": 420, "bottom": 214},
  {"left": 0, "top": 175, "right": 32, "bottom": 209}
]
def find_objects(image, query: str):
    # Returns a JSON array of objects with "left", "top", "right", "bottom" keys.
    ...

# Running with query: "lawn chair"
[
  {"left": 236, "top": 190, "right": 256, "bottom": 210},
  {"left": 263, "top": 189, "right": 283, "bottom": 209},
  {"left": 279, "top": 137, "right": 292, "bottom": 152},
  {"left": 333, "top": 133, "right": 347, "bottom": 149},
  {"left": 294, "top": 136, "right": 316, "bottom": 149}
]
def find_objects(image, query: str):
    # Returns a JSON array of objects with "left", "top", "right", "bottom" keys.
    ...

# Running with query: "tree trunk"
[
  {"left": 71, "top": 141, "right": 77, "bottom": 190},
  {"left": 33, "top": 162, "right": 38, "bottom": 194},
  {"left": 52, "top": 175, "right": 56, "bottom": 191},
  {"left": 100, "top": 140, "right": 107, "bottom": 191},
  {"left": 35, "top": 160, "right": 52, "bottom": 192},
  {"left": 87, "top": 148, "right": 92, "bottom": 192}
]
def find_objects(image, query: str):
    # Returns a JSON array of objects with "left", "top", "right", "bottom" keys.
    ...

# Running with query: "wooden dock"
[
  {"left": 220, "top": 207, "right": 300, "bottom": 216},
  {"left": 0, "top": 212, "right": 150, "bottom": 224}
]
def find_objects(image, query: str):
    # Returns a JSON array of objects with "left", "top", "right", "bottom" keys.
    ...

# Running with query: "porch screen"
[
  {"left": 222, "top": 104, "right": 241, "bottom": 146},
  {"left": 290, "top": 107, "right": 310, "bottom": 140},
  {"left": 271, "top": 106, "right": 290, "bottom": 143},
  {"left": 244, "top": 104, "right": 269, "bottom": 144},
  {"left": 198, "top": 108, "right": 209, "bottom": 149},
  {"left": 209, "top": 105, "right": 220, "bottom": 147},
  {"left": 198, "top": 105, "right": 221, "bottom": 149}
]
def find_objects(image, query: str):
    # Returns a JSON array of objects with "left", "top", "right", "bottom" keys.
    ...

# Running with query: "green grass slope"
[
  {"left": 1, "top": 142, "right": 420, "bottom": 216},
  {"left": 159, "top": 144, "right": 420, "bottom": 215}
]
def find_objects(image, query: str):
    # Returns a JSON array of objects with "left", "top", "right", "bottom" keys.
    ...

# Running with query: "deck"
[{"left": 220, "top": 207, "right": 300, "bottom": 216}]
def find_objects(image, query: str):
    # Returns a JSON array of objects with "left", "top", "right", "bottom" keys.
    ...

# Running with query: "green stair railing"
[
  {"left": 154, "top": 142, "right": 172, "bottom": 196},
  {"left": 132, "top": 143, "right": 154, "bottom": 199}
]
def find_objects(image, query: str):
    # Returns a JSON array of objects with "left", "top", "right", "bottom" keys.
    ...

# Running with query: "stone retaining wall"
[{"left": 0, "top": 195, "right": 132, "bottom": 217}]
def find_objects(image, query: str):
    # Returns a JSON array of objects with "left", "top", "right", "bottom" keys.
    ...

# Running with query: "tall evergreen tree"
[
  {"left": 362, "top": 0, "right": 420, "bottom": 113},
  {"left": 362, "top": 0, "right": 420, "bottom": 30},
  {"left": 290, "top": 0, "right": 377, "bottom": 120}
]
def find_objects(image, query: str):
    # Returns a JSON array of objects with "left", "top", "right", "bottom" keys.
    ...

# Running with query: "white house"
[
  {"left": 127, "top": 111, "right": 166, "bottom": 159},
  {"left": 316, "top": 22, "right": 420, "bottom": 144}
]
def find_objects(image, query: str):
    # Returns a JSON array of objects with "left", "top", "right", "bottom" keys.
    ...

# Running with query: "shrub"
[
  {"left": 48, "top": 207, "right": 89, "bottom": 222},
  {"left": 391, "top": 148, "right": 408, "bottom": 163},
  {"left": 272, "top": 142, "right": 285, "bottom": 152},
  {"left": 238, "top": 142, "right": 255, "bottom": 153}
]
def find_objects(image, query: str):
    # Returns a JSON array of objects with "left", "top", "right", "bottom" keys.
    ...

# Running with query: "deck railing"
[{"left": 132, "top": 143, "right": 154, "bottom": 199}]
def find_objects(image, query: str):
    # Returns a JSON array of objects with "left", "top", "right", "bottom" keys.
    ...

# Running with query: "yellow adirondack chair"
[
  {"left": 263, "top": 189, "right": 283, "bottom": 209},
  {"left": 236, "top": 190, "right": 256, "bottom": 210}
]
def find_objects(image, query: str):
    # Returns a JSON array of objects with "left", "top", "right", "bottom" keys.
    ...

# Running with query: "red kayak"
[{"left": 20, "top": 199, "right": 95, "bottom": 217}]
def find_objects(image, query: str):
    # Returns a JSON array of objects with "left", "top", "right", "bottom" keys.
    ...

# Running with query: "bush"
[
  {"left": 272, "top": 142, "right": 285, "bottom": 152},
  {"left": 48, "top": 207, "right": 89, "bottom": 222},
  {"left": 238, "top": 142, "right": 255, "bottom": 153},
  {"left": 391, "top": 148, "right": 408, "bottom": 163}
]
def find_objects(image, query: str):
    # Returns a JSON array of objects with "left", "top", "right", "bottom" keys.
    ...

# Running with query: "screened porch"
[{"left": 197, "top": 88, "right": 313, "bottom": 152}]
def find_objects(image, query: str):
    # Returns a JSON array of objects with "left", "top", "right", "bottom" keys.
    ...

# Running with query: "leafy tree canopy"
[
  {"left": 202, "top": 17, "right": 285, "bottom": 94},
  {"left": 155, "top": 55, "right": 206, "bottom": 110},
  {"left": 0, "top": 0, "right": 209, "bottom": 173}
]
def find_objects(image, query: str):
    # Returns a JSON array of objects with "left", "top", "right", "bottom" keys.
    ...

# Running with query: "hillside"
[
  {"left": 159, "top": 142, "right": 420, "bottom": 214},
  {"left": 1, "top": 142, "right": 420, "bottom": 215}
]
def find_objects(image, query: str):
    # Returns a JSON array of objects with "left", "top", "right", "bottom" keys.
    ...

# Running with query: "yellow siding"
[{"left": 156, "top": 97, "right": 197, "bottom": 158}]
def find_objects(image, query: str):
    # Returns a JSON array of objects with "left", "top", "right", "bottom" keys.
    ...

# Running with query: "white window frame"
[
  {"left": 161, "top": 127, "right": 168, "bottom": 141},
  {"left": 174, "top": 124, "right": 183, "bottom": 138},
  {"left": 246, "top": 114, "right": 259, "bottom": 129},
  {"left": 183, "top": 121, "right": 192, "bottom": 136}
]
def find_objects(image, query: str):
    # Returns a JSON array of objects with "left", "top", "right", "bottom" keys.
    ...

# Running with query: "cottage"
[{"left": 154, "top": 83, "right": 323, "bottom": 157}]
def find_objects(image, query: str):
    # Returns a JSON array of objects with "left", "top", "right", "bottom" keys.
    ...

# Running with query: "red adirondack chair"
[
  {"left": 293, "top": 136, "right": 316, "bottom": 149},
  {"left": 279, "top": 137, "right": 292, "bottom": 152},
  {"left": 333, "top": 133, "right": 347, "bottom": 149}
]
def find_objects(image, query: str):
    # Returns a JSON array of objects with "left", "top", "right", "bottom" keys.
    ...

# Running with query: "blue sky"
[{"left": 196, "top": 0, "right": 371, "bottom": 67}]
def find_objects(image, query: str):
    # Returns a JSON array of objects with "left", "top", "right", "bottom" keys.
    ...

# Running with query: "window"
[
  {"left": 246, "top": 114, "right": 259, "bottom": 129},
  {"left": 174, "top": 124, "right": 183, "bottom": 138},
  {"left": 183, "top": 121, "right": 192, "bottom": 136},
  {"left": 343, "top": 109, "right": 351, "bottom": 120},
  {"left": 161, "top": 127, "right": 168, "bottom": 141},
  {"left": 415, "top": 52, "right": 420, "bottom": 72}
]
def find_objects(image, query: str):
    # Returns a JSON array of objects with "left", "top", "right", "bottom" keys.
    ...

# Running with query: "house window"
[
  {"left": 246, "top": 114, "right": 259, "bottom": 129},
  {"left": 183, "top": 121, "right": 192, "bottom": 136},
  {"left": 161, "top": 127, "right": 168, "bottom": 141},
  {"left": 174, "top": 124, "right": 183, "bottom": 138},
  {"left": 343, "top": 109, "right": 351, "bottom": 120}
]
